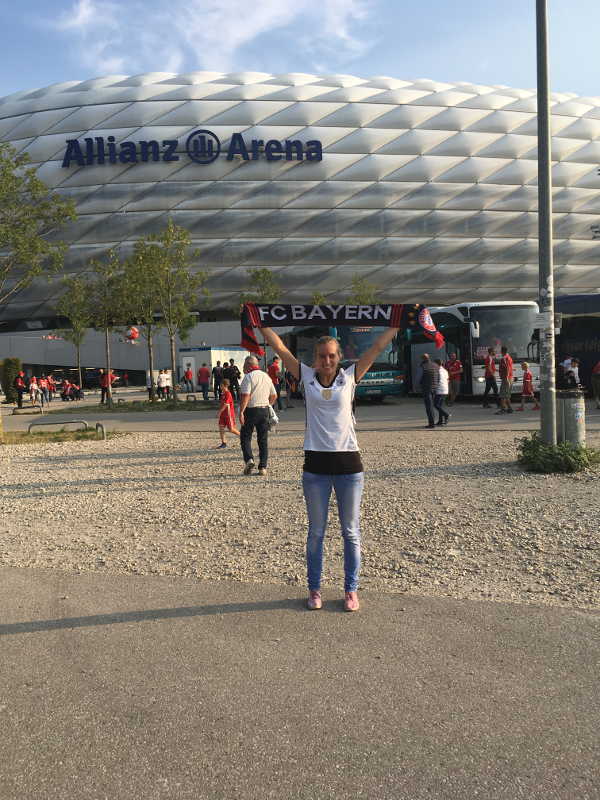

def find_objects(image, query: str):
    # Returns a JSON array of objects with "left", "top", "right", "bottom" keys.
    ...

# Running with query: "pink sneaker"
[
  {"left": 344, "top": 591, "right": 359, "bottom": 612},
  {"left": 307, "top": 590, "right": 322, "bottom": 610}
]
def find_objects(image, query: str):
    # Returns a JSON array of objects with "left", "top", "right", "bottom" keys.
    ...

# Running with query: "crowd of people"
[{"left": 12, "top": 371, "right": 85, "bottom": 408}]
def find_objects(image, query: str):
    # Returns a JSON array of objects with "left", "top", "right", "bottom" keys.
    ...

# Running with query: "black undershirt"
[{"left": 303, "top": 451, "right": 363, "bottom": 475}]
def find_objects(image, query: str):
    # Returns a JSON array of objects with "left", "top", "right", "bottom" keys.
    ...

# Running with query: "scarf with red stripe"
[{"left": 241, "top": 303, "right": 444, "bottom": 356}]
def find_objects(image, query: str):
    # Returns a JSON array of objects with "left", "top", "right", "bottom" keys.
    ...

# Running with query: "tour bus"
[
  {"left": 402, "top": 301, "right": 540, "bottom": 396},
  {"left": 283, "top": 325, "right": 405, "bottom": 401}
]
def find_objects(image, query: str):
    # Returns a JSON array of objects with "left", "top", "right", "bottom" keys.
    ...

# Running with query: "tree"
[
  {"left": 347, "top": 274, "right": 379, "bottom": 304},
  {"left": 241, "top": 268, "right": 282, "bottom": 305},
  {"left": 121, "top": 248, "right": 163, "bottom": 401},
  {"left": 87, "top": 250, "right": 127, "bottom": 407},
  {"left": 55, "top": 276, "right": 93, "bottom": 389},
  {"left": 0, "top": 142, "right": 76, "bottom": 310},
  {"left": 132, "top": 220, "right": 209, "bottom": 402},
  {"left": 311, "top": 291, "right": 328, "bottom": 305},
  {"left": 1, "top": 357, "right": 21, "bottom": 406}
]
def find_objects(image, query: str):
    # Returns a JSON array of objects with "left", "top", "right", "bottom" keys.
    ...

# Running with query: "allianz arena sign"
[{"left": 61, "top": 129, "right": 324, "bottom": 168}]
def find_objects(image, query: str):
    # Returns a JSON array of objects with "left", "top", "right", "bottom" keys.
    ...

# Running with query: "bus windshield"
[
  {"left": 469, "top": 306, "right": 538, "bottom": 362},
  {"left": 337, "top": 326, "right": 396, "bottom": 367}
]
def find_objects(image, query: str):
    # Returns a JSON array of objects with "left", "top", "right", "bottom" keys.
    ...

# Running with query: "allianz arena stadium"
[{"left": 1, "top": 71, "right": 600, "bottom": 323}]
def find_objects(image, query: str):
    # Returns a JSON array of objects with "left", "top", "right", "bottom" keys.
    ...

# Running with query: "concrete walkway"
[{"left": 1, "top": 567, "right": 598, "bottom": 800}]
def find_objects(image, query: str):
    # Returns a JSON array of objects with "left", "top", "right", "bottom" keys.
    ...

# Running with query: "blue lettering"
[
  {"left": 305, "top": 140, "right": 323, "bottom": 162},
  {"left": 62, "top": 139, "right": 85, "bottom": 168},
  {"left": 119, "top": 141, "right": 138, "bottom": 163},
  {"left": 285, "top": 140, "right": 303, "bottom": 161},
  {"left": 227, "top": 133, "right": 249, "bottom": 160},
  {"left": 107, "top": 136, "right": 117, "bottom": 164},
  {"left": 250, "top": 139, "right": 264, "bottom": 160},
  {"left": 95, "top": 136, "right": 105, "bottom": 164},
  {"left": 265, "top": 140, "right": 283, "bottom": 161},
  {"left": 84, "top": 137, "right": 95, "bottom": 165},
  {"left": 162, "top": 140, "right": 179, "bottom": 162},
  {"left": 140, "top": 140, "right": 160, "bottom": 162}
]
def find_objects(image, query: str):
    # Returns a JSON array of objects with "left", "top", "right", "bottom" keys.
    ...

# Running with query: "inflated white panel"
[{"left": 0, "top": 70, "right": 599, "bottom": 316}]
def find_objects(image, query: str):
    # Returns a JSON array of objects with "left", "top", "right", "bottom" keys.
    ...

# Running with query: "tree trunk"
[
  {"left": 77, "top": 344, "right": 82, "bottom": 390},
  {"left": 169, "top": 331, "right": 178, "bottom": 403},
  {"left": 147, "top": 328, "right": 156, "bottom": 401},
  {"left": 105, "top": 327, "right": 113, "bottom": 408}
]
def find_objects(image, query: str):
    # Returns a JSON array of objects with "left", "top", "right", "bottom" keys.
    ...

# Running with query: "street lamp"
[{"left": 536, "top": 0, "right": 557, "bottom": 445}]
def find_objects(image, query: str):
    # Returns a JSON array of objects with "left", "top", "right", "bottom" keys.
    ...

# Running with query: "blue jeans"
[{"left": 302, "top": 470, "right": 364, "bottom": 592}]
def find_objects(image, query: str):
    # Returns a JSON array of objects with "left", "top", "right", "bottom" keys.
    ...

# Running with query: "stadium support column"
[{"left": 536, "top": 0, "right": 557, "bottom": 445}]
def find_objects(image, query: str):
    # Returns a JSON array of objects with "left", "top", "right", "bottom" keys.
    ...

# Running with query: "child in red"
[
  {"left": 517, "top": 362, "right": 540, "bottom": 411},
  {"left": 216, "top": 379, "right": 240, "bottom": 448}
]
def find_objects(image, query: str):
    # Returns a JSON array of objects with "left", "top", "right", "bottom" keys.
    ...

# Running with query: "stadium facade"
[{"left": 1, "top": 70, "right": 600, "bottom": 327}]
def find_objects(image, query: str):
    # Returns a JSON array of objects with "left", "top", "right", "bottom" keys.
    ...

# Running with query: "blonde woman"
[{"left": 261, "top": 325, "right": 399, "bottom": 612}]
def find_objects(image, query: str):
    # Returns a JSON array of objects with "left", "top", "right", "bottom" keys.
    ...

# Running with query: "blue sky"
[{"left": 1, "top": 0, "right": 598, "bottom": 98}]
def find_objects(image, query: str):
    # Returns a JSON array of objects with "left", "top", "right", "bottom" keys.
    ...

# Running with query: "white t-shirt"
[
  {"left": 240, "top": 369, "right": 275, "bottom": 407},
  {"left": 436, "top": 366, "right": 449, "bottom": 395},
  {"left": 301, "top": 363, "right": 359, "bottom": 452}
]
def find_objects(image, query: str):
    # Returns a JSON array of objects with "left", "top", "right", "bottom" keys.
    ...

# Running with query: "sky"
[{"left": 0, "top": 0, "right": 598, "bottom": 99}]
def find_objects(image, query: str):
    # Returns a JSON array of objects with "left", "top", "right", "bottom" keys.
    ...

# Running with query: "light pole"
[{"left": 536, "top": 0, "right": 557, "bottom": 445}]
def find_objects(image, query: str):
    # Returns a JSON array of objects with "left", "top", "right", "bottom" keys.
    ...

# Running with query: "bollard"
[
  {"left": 556, "top": 390, "right": 586, "bottom": 446},
  {"left": 95, "top": 422, "right": 106, "bottom": 440}
]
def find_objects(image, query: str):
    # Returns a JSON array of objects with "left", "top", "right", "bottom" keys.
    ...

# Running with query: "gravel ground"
[{"left": 1, "top": 429, "right": 599, "bottom": 609}]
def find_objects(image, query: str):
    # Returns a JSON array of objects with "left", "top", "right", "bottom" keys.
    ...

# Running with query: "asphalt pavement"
[{"left": 1, "top": 567, "right": 599, "bottom": 800}]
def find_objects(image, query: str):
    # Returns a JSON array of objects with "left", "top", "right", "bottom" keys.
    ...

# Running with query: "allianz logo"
[{"left": 62, "top": 129, "right": 323, "bottom": 168}]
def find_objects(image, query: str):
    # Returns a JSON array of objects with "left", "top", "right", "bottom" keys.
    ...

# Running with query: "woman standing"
[{"left": 261, "top": 325, "right": 399, "bottom": 612}]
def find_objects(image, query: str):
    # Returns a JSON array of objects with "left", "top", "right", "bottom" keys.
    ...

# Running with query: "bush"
[
  {"left": 517, "top": 432, "right": 600, "bottom": 473},
  {"left": 1, "top": 357, "right": 22, "bottom": 404}
]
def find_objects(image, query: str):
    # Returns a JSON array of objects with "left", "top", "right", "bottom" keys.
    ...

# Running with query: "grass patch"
[
  {"left": 516, "top": 432, "right": 600, "bottom": 473},
  {"left": 43, "top": 399, "right": 217, "bottom": 413},
  {"left": 2, "top": 429, "right": 124, "bottom": 445}
]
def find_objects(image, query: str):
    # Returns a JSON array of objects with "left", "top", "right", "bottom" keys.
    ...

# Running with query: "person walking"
[
  {"left": 267, "top": 356, "right": 284, "bottom": 411},
  {"left": 197, "top": 363, "right": 210, "bottom": 401},
  {"left": 445, "top": 352, "right": 463, "bottom": 405},
  {"left": 516, "top": 362, "right": 540, "bottom": 411},
  {"left": 418, "top": 353, "right": 438, "bottom": 429},
  {"left": 99, "top": 368, "right": 115, "bottom": 404},
  {"left": 164, "top": 369, "right": 172, "bottom": 400},
  {"left": 228, "top": 359, "right": 241, "bottom": 402},
  {"left": 14, "top": 371, "right": 26, "bottom": 408},
  {"left": 239, "top": 356, "right": 277, "bottom": 476},
  {"left": 260, "top": 324, "right": 399, "bottom": 612},
  {"left": 216, "top": 378, "right": 240, "bottom": 448},
  {"left": 183, "top": 364, "right": 194, "bottom": 393},
  {"left": 482, "top": 347, "right": 500, "bottom": 408},
  {"left": 496, "top": 346, "right": 514, "bottom": 414},
  {"left": 433, "top": 358, "right": 450, "bottom": 425},
  {"left": 212, "top": 360, "right": 223, "bottom": 400},
  {"left": 592, "top": 359, "right": 600, "bottom": 409}
]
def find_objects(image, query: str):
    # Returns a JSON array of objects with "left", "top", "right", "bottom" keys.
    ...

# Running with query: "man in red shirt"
[
  {"left": 267, "top": 356, "right": 283, "bottom": 411},
  {"left": 482, "top": 347, "right": 499, "bottom": 408},
  {"left": 444, "top": 353, "right": 463, "bottom": 405},
  {"left": 496, "top": 346, "right": 514, "bottom": 414},
  {"left": 183, "top": 364, "right": 193, "bottom": 393},
  {"left": 592, "top": 359, "right": 600, "bottom": 409},
  {"left": 197, "top": 363, "right": 211, "bottom": 401},
  {"left": 99, "top": 368, "right": 116, "bottom": 404}
]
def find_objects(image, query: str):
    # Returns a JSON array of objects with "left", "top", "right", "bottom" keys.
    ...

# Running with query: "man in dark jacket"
[{"left": 418, "top": 353, "right": 439, "bottom": 429}]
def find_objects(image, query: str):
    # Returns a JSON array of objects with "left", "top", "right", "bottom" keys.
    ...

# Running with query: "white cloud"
[{"left": 52, "top": 0, "right": 372, "bottom": 76}]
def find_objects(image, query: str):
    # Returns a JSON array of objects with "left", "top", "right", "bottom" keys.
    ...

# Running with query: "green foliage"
[
  {"left": 87, "top": 249, "right": 128, "bottom": 333},
  {"left": 0, "top": 142, "right": 76, "bottom": 308},
  {"left": 1, "top": 357, "right": 22, "bottom": 404},
  {"left": 55, "top": 276, "right": 94, "bottom": 386},
  {"left": 241, "top": 267, "right": 281, "bottom": 305},
  {"left": 131, "top": 220, "right": 209, "bottom": 400},
  {"left": 311, "top": 291, "right": 327, "bottom": 304},
  {"left": 517, "top": 432, "right": 600, "bottom": 473},
  {"left": 347, "top": 274, "right": 379, "bottom": 304}
]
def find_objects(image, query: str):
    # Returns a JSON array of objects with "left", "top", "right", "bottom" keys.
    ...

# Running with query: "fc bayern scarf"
[{"left": 241, "top": 303, "right": 444, "bottom": 357}]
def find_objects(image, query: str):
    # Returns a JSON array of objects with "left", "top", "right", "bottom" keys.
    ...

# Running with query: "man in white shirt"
[{"left": 239, "top": 356, "right": 277, "bottom": 476}]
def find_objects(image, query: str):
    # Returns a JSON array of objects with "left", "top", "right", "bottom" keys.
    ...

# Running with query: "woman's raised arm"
[
  {"left": 355, "top": 327, "right": 400, "bottom": 382},
  {"left": 261, "top": 327, "right": 300, "bottom": 380}
]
